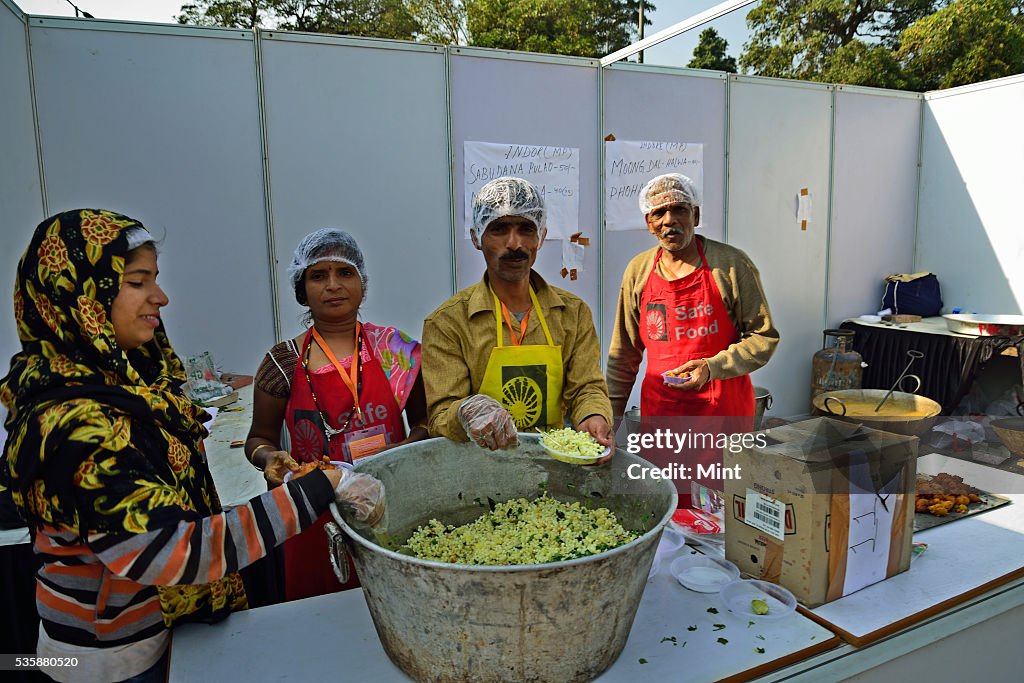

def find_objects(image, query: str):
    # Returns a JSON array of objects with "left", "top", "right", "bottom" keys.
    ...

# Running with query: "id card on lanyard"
[{"left": 343, "top": 425, "right": 387, "bottom": 460}]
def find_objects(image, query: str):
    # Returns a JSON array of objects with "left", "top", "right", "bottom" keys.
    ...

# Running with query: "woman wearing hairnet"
[{"left": 245, "top": 228, "right": 426, "bottom": 601}]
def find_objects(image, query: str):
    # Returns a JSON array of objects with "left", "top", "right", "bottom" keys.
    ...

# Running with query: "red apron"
[
  {"left": 282, "top": 327, "right": 405, "bottom": 602},
  {"left": 639, "top": 242, "right": 754, "bottom": 505}
]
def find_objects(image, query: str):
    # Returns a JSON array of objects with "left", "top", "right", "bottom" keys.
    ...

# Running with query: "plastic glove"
[
  {"left": 458, "top": 394, "right": 518, "bottom": 450},
  {"left": 334, "top": 469, "right": 386, "bottom": 526}
]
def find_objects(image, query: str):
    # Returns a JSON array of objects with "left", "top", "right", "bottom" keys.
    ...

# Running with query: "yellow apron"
[{"left": 479, "top": 286, "right": 564, "bottom": 430}]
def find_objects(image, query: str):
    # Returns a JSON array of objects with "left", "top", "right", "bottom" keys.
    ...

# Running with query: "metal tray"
[
  {"left": 942, "top": 313, "right": 1024, "bottom": 337},
  {"left": 914, "top": 474, "right": 1011, "bottom": 532}
]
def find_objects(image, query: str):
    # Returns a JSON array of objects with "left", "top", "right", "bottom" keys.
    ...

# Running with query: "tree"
[
  {"left": 178, "top": 0, "right": 420, "bottom": 40},
  {"left": 898, "top": 0, "right": 1024, "bottom": 90},
  {"left": 739, "top": 0, "right": 938, "bottom": 82},
  {"left": 178, "top": 0, "right": 271, "bottom": 28},
  {"left": 688, "top": 27, "right": 737, "bottom": 72},
  {"left": 465, "top": 0, "right": 654, "bottom": 59},
  {"left": 409, "top": 0, "right": 468, "bottom": 44},
  {"left": 820, "top": 40, "right": 909, "bottom": 89}
]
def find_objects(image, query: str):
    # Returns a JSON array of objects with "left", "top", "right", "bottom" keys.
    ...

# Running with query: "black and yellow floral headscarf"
[{"left": 0, "top": 209, "right": 245, "bottom": 627}]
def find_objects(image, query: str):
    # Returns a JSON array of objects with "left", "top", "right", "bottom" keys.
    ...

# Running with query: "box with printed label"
[{"left": 723, "top": 417, "right": 917, "bottom": 607}]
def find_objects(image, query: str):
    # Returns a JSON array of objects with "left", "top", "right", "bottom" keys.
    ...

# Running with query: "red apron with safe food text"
[
  {"left": 640, "top": 243, "right": 754, "bottom": 505},
  {"left": 282, "top": 327, "right": 405, "bottom": 602}
]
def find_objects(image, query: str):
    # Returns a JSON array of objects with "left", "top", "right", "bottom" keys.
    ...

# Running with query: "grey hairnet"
[
  {"left": 471, "top": 177, "right": 547, "bottom": 242},
  {"left": 287, "top": 228, "right": 367, "bottom": 304},
  {"left": 639, "top": 173, "right": 700, "bottom": 215}
]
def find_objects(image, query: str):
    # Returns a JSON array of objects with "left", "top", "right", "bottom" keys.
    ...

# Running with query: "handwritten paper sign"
[
  {"left": 464, "top": 141, "right": 580, "bottom": 240},
  {"left": 605, "top": 141, "right": 703, "bottom": 232}
]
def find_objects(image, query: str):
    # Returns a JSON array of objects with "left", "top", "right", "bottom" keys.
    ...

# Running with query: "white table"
[
  {"left": 169, "top": 448, "right": 1024, "bottom": 682},
  {"left": 170, "top": 543, "right": 838, "bottom": 683}
]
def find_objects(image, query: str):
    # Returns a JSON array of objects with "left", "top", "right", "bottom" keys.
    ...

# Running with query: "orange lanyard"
[
  {"left": 311, "top": 323, "right": 363, "bottom": 421},
  {"left": 500, "top": 303, "right": 532, "bottom": 346}
]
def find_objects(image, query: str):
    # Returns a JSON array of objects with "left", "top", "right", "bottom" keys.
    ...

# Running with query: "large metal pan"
[
  {"left": 328, "top": 435, "right": 677, "bottom": 683},
  {"left": 812, "top": 388, "right": 941, "bottom": 436}
]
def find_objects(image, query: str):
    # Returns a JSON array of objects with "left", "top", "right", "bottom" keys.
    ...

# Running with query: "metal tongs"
[{"left": 874, "top": 349, "right": 924, "bottom": 412}]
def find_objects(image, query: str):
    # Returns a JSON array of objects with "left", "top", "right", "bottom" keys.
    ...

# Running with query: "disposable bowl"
[
  {"left": 540, "top": 434, "right": 610, "bottom": 465},
  {"left": 669, "top": 554, "right": 739, "bottom": 592},
  {"left": 283, "top": 460, "right": 351, "bottom": 483}
]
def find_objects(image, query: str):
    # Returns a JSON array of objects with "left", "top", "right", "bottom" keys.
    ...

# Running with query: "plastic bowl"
[
  {"left": 669, "top": 555, "right": 739, "bottom": 593},
  {"left": 662, "top": 372, "right": 691, "bottom": 386},
  {"left": 719, "top": 579, "right": 797, "bottom": 620},
  {"left": 283, "top": 460, "right": 351, "bottom": 483},
  {"left": 649, "top": 525, "right": 688, "bottom": 579},
  {"left": 540, "top": 436, "right": 611, "bottom": 465}
]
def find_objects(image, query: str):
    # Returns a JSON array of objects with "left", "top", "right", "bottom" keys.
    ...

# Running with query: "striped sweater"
[{"left": 35, "top": 470, "right": 334, "bottom": 647}]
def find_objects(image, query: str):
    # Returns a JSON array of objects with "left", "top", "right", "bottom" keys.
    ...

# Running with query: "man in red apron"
[
  {"left": 606, "top": 174, "right": 779, "bottom": 504},
  {"left": 423, "top": 177, "right": 613, "bottom": 455}
]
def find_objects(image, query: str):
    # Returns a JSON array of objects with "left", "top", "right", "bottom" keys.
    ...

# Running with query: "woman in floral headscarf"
[{"left": 0, "top": 210, "right": 384, "bottom": 683}]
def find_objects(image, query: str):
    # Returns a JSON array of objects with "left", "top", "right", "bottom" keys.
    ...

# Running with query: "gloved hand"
[
  {"left": 334, "top": 469, "right": 386, "bottom": 527},
  {"left": 458, "top": 394, "right": 518, "bottom": 450}
]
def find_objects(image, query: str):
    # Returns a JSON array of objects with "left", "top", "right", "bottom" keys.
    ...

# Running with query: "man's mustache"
[{"left": 500, "top": 250, "right": 529, "bottom": 261}]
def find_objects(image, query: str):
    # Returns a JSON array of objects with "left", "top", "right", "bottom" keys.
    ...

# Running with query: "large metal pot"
[
  {"left": 812, "top": 388, "right": 941, "bottom": 436},
  {"left": 329, "top": 435, "right": 677, "bottom": 683}
]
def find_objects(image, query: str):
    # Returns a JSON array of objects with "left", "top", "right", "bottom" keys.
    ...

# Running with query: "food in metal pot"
[{"left": 404, "top": 494, "right": 638, "bottom": 565}]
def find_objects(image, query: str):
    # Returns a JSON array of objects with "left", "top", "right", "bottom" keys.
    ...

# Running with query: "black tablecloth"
[{"left": 840, "top": 322, "right": 1024, "bottom": 413}]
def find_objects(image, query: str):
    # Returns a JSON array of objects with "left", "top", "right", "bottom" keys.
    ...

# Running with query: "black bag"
[{"left": 881, "top": 273, "right": 943, "bottom": 317}]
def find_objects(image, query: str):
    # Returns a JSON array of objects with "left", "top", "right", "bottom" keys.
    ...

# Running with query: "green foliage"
[
  {"left": 409, "top": 0, "right": 468, "bottom": 44},
  {"left": 178, "top": 1, "right": 269, "bottom": 28},
  {"left": 739, "top": 0, "right": 937, "bottom": 81},
  {"left": 739, "top": 0, "right": 1024, "bottom": 91},
  {"left": 178, "top": 0, "right": 420, "bottom": 40},
  {"left": 898, "top": 0, "right": 1024, "bottom": 90},
  {"left": 688, "top": 27, "right": 737, "bottom": 72},
  {"left": 821, "top": 39, "right": 909, "bottom": 89},
  {"left": 465, "top": 0, "right": 653, "bottom": 58}
]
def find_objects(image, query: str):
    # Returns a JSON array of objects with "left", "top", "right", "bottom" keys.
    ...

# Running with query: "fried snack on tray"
[
  {"left": 290, "top": 455, "right": 336, "bottom": 480},
  {"left": 915, "top": 473, "right": 983, "bottom": 517}
]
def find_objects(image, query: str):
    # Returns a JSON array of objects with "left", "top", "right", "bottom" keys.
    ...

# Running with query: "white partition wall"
[
  {"left": 727, "top": 77, "right": 834, "bottom": 417},
  {"left": 828, "top": 87, "right": 922, "bottom": 325},
  {"left": 259, "top": 33, "right": 452, "bottom": 341},
  {"left": 449, "top": 49, "right": 601, "bottom": 318},
  {"left": 918, "top": 75, "right": 1024, "bottom": 315},
  {"left": 0, "top": 0, "right": 43, "bottom": 369},
  {"left": 27, "top": 19, "right": 272, "bottom": 373},
  {"left": 601, "top": 64, "right": 728, "bottom": 412}
]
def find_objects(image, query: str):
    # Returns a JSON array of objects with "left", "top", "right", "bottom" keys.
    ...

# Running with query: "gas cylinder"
[{"left": 810, "top": 329, "right": 863, "bottom": 411}]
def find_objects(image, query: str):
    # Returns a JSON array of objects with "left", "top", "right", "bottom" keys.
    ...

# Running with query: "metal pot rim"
[{"left": 331, "top": 437, "right": 677, "bottom": 572}]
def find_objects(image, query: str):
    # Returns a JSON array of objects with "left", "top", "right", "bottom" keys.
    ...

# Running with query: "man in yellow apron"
[{"left": 422, "top": 177, "right": 613, "bottom": 454}]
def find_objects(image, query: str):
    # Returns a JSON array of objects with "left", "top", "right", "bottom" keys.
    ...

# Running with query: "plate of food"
[
  {"left": 539, "top": 428, "right": 611, "bottom": 465},
  {"left": 662, "top": 370, "right": 691, "bottom": 386},
  {"left": 913, "top": 472, "right": 1011, "bottom": 531},
  {"left": 283, "top": 456, "right": 352, "bottom": 483}
]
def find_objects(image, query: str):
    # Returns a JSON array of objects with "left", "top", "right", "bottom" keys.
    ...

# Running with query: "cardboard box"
[{"left": 724, "top": 417, "right": 917, "bottom": 607}]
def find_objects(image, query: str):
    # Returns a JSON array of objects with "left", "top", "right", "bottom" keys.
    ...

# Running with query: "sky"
[{"left": 13, "top": 1, "right": 755, "bottom": 68}]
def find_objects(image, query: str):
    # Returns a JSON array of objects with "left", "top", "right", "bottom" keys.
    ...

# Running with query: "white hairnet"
[
  {"left": 471, "top": 177, "right": 547, "bottom": 242},
  {"left": 124, "top": 226, "right": 155, "bottom": 251},
  {"left": 639, "top": 173, "right": 700, "bottom": 215},
  {"left": 287, "top": 228, "right": 367, "bottom": 304}
]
